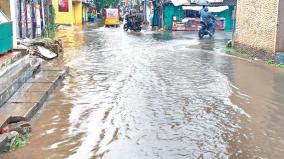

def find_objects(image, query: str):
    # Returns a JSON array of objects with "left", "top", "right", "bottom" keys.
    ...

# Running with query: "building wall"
[
  {"left": 73, "top": 2, "right": 82, "bottom": 24},
  {"left": 276, "top": 0, "right": 284, "bottom": 52},
  {"left": 235, "top": 0, "right": 279, "bottom": 58},
  {"left": 52, "top": 0, "right": 74, "bottom": 25},
  {"left": 216, "top": 6, "right": 234, "bottom": 31},
  {"left": 164, "top": 4, "right": 183, "bottom": 30},
  {"left": 0, "top": 0, "right": 11, "bottom": 19}
]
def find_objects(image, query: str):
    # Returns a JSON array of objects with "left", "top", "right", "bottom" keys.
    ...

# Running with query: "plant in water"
[
  {"left": 266, "top": 59, "right": 275, "bottom": 65},
  {"left": 225, "top": 46, "right": 236, "bottom": 54},
  {"left": 10, "top": 134, "right": 27, "bottom": 151}
]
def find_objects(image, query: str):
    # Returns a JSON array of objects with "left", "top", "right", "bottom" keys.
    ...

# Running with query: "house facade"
[{"left": 52, "top": 0, "right": 89, "bottom": 25}]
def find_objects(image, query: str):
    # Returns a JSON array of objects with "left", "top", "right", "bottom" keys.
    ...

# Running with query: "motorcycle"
[
  {"left": 198, "top": 21, "right": 215, "bottom": 39},
  {"left": 123, "top": 15, "right": 142, "bottom": 32}
]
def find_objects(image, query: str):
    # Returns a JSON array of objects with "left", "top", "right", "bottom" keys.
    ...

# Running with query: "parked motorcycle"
[
  {"left": 198, "top": 21, "right": 215, "bottom": 39},
  {"left": 123, "top": 14, "right": 142, "bottom": 32}
]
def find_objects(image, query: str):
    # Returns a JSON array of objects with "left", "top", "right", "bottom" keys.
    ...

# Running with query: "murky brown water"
[{"left": 2, "top": 25, "right": 284, "bottom": 159}]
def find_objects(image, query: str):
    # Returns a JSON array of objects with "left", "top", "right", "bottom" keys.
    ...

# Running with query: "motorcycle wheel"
[
  {"left": 123, "top": 24, "right": 128, "bottom": 31},
  {"left": 209, "top": 30, "right": 215, "bottom": 39},
  {"left": 135, "top": 27, "right": 142, "bottom": 32},
  {"left": 198, "top": 30, "right": 204, "bottom": 39}
]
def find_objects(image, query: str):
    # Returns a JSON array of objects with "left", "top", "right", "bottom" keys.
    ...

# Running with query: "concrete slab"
[
  {"left": 8, "top": 91, "right": 46, "bottom": 103},
  {"left": 38, "top": 70, "right": 63, "bottom": 77},
  {"left": 0, "top": 56, "right": 41, "bottom": 108},
  {"left": 0, "top": 65, "right": 67, "bottom": 129},
  {"left": 40, "top": 65, "right": 66, "bottom": 71},
  {"left": 20, "top": 83, "right": 53, "bottom": 92},
  {"left": 28, "top": 75, "right": 59, "bottom": 83},
  {"left": 0, "top": 103, "right": 36, "bottom": 127},
  {"left": 0, "top": 51, "right": 27, "bottom": 71}
]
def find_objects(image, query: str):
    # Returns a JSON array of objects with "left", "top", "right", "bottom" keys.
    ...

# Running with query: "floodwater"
[{"left": 2, "top": 25, "right": 284, "bottom": 159}]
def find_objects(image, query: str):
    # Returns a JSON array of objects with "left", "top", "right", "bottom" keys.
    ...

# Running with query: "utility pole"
[
  {"left": 160, "top": 0, "right": 164, "bottom": 30},
  {"left": 143, "top": 0, "right": 147, "bottom": 24}
]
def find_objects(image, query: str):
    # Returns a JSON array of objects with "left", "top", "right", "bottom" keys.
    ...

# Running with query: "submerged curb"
[{"left": 0, "top": 66, "right": 68, "bottom": 129}]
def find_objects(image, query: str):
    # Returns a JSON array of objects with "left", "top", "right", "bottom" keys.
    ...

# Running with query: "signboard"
[
  {"left": 106, "top": 9, "right": 119, "bottom": 19},
  {"left": 58, "top": 0, "right": 69, "bottom": 12},
  {"left": 172, "top": 18, "right": 225, "bottom": 31}
]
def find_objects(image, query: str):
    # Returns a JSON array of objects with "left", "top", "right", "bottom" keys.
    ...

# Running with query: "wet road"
[{"left": 2, "top": 26, "right": 284, "bottom": 159}]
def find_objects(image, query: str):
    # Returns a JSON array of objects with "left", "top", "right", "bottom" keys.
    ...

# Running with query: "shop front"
[{"left": 172, "top": 6, "right": 228, "bottom": 31}]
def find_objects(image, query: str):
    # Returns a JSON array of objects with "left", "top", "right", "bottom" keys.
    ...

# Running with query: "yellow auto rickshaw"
[{"left": 104, "top": 8, "right": 120, "bottom": 27}]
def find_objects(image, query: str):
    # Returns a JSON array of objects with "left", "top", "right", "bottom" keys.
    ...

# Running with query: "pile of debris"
[
  {"left": 18, "top": 38, "right": 64, "bottom": 60},
  {"left": 0, "top": 118, "right": 32, "bottom": 153}
]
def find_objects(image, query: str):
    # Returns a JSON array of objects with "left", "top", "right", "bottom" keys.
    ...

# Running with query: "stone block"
[
  {"left": 8, "top": 121, "right": 31, "bottom": 134},
  {"left": 0, "top": 103, "right": 35, "bottom": 128}
]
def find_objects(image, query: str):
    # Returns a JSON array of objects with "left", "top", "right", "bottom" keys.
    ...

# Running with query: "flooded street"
[{"left": 2, "top": 26, "right": 284, "bottom": 159}]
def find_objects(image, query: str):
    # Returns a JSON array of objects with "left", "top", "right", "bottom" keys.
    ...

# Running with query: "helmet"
[{"left": 204, "top": 7, "right": 209, "bottom": 12}]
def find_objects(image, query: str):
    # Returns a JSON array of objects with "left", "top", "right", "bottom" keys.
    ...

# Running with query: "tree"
[{"left": 96, "top": 0, "right": 121, "bottom": 10}]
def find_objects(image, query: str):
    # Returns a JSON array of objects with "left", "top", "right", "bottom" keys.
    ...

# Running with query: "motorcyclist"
[
  {"left": 200, "top": 7, "right": 216, "bottom": 32},
  {"left": 199, "top": 5, "right": 206, "bottom": 18}
]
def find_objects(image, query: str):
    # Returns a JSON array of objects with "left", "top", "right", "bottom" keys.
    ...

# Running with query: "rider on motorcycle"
[
  {"left": 125, "top": 9, "right": 136, "bottom": 25},
  {"left": 200, "top": 7, "right": 216, "bottom": 32},
  {"left": 123, "top": 9, "right": 142, "bottom": 32}
]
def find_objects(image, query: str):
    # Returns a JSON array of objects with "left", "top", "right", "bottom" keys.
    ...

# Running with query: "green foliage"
[
  {"left": 276, "top": 63, "right": 284, "bottom": 69},
  {"left": 266, "top": 59, "right": 284, "bottom": 69},
  {"left": 266, "top": 59, "right": 275, "bottom": 65},
  {"left": 96, "top": 0, "right": 120, "bottom": 10},
  {"left": 10, "top": 134, "right": 27, "bottom": 151},
  {"left": 43, "top": 5, "right": 57, "bottom": 39},
  {"left": 225, "top": 46, "right": 236, "bottom": 54}
]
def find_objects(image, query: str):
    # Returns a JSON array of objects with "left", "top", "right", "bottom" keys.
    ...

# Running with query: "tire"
[
  {"left": 209, "top": 30, "right": 215, "bottom": 39},
  {"left": 136, "top": 27, "right": 142, "bottom": 32},
  {"left": 123, "top": 24, "right": 128, "bottom": 31},
  {"left": 198, "top": 30, "right": 204, "bottom": 39}
]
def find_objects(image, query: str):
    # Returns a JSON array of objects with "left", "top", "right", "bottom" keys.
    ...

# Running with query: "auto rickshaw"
[{"left": 104, "top": 8, "right": 120, "bottom": 27}]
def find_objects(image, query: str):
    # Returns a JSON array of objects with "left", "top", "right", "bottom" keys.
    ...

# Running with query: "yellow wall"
[
  {"left": 73, "top": 2, "right": 82, "bottom": 24},
  {"left": 52, "top": 0, "right": 74, "bottom": 25}
]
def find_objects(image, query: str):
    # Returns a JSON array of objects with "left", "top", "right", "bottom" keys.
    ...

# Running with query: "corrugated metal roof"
[
  {"left": 191, "top": 0, "right": 237, "bottom": 6},
  {"left": 166, "top": 0, "right": 236, "bottom": 6},
  {"left": 171, "top": 0, "right": 190, "bottom": 6}
]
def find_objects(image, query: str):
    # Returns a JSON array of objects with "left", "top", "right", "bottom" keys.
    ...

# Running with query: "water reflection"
[{"left": 2, "top": 27, "right": 284, "bottom": 159}]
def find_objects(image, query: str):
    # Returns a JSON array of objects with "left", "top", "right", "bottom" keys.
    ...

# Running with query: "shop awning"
[
  {"left": 171, "top": 0, "right": 190, "bottom": 6},
  {"left": 182, "top": 6, "right": 229, "bottom": 12}
]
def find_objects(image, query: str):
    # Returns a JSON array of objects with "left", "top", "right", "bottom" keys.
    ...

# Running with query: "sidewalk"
[{"left": 0, "top": 50, "right": 67, "bottom": 153}]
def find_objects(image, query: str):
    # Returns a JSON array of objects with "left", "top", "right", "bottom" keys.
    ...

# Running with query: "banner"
[{"left": 58, "top": 0, "right": 69, "bottom": 12}]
